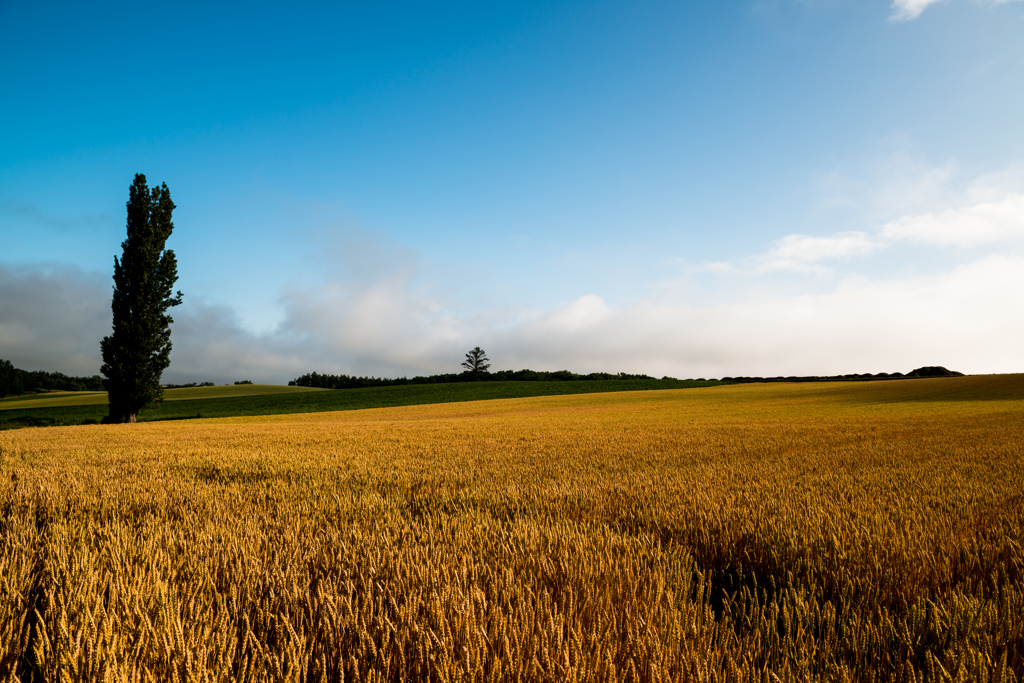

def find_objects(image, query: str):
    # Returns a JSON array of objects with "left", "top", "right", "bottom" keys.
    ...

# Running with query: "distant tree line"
[
  {"left": 0, "top": 359, "right": 105, "bottom": 398},
  {"left": 290, "top": 365, "right": 963, "bottom": 390},
  {"left": 289, "top": 368, "right": 659, "bottom": 389},
  {"left": 161, "top": 381, "right": 252, "bottom": 388},
  {"left": 720, "top": 366, "right": 963, "bottom": 383}
]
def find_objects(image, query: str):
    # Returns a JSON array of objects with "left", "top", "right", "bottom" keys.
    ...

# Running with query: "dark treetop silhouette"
[
  {"left": 461, "top": 347, "right": 491, "bottom": 379},
  {"left": 100, "top": 174, "right": 183, "bottom": 423}
]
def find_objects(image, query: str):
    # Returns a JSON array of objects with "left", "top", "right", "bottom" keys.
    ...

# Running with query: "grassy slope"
[
  {"left": 0, "top": 383, "right": 324, "bottom": 410},
  {"left": 0, "top": 379, "right": 722, "bottom": 429}
]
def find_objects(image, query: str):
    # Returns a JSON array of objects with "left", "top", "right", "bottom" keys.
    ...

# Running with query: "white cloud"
[
  {"left": 890, "top": 0, "right": 1022, "bottom": 21},
  {"left": 882, "top": 193, "right": 1024, "bottom": 247},
  {"left": 3, "top": 248, "right": 1022, "bottom": 383},
  {"left": 754, "top": 232, "right": 879, "bottom": 274},
  {"left": 492, "top": 254, "right": 1024, "bottom": 376},
  {"left": 704, "top": 177, "right": 1024, "bottom": 275},
  {"left": 890, "top": 0, "right": 944, "bottom": 21}
]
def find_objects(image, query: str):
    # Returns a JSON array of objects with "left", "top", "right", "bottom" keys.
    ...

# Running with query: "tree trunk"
[{"left": 127, "top": 413, "right": 136, "bottom": 424}]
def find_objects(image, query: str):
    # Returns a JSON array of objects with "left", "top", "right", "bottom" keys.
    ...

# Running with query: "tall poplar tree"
[{"left": 100, "top": 174, "right": 183, "bottom": 423}]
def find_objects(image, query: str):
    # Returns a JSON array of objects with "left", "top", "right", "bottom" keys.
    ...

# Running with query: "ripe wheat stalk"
[{"left": 0, "top": 376, "right": 1021, "bottom": 681}]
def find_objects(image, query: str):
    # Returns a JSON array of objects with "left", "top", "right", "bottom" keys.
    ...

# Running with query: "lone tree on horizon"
[
  {"left": 461, "top": 346, "right": 491, "bottom": 379},
  {"left": 100, "top": 174, "right": 182, "bottom": 423}
]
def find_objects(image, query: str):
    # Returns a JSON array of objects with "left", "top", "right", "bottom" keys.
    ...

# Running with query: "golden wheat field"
[{"left": 0, "top": 376, "right": 1021, "bottom": 682}]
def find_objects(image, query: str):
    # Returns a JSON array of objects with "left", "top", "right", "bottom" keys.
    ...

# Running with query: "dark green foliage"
[
  {"left": 0, "top": 360, "right": 14, "bottom": 398},
  {"left": 720, "top": 368, "right": 962, "bottom": 383},
  {"left": 288, "top": 368, "right": 657, "bottom": 389},
  {"left": 0, "top": 359, "right": 104, "bottom": 397},
  {"left": 0, "top": 415, "right": 101, "bottom": 429},
  {"left": 906, "top": 365, "right": 964, "bottom": 377},
  {"left": 461, "top": 347, "right": 491, "bottom": 378},
  {"left": 100, "top": 174, "right": 183, "bottom": 423},
  {"left": 234, "top": 380, "right": 253, "bottom": 385}
]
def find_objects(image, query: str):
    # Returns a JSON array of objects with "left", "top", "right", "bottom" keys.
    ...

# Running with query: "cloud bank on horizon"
[{"left": 3, "top": 162, "right": 1022, "bottom": 382}]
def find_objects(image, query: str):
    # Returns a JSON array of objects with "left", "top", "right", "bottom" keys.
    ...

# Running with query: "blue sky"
[{"left": 2, "top": 0, "right": 1023, "bottom": 382}]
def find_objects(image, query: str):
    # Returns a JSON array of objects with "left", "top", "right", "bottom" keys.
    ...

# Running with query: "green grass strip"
[{"left": 0, "top": 379, "right": 723, "bottom": 430}]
